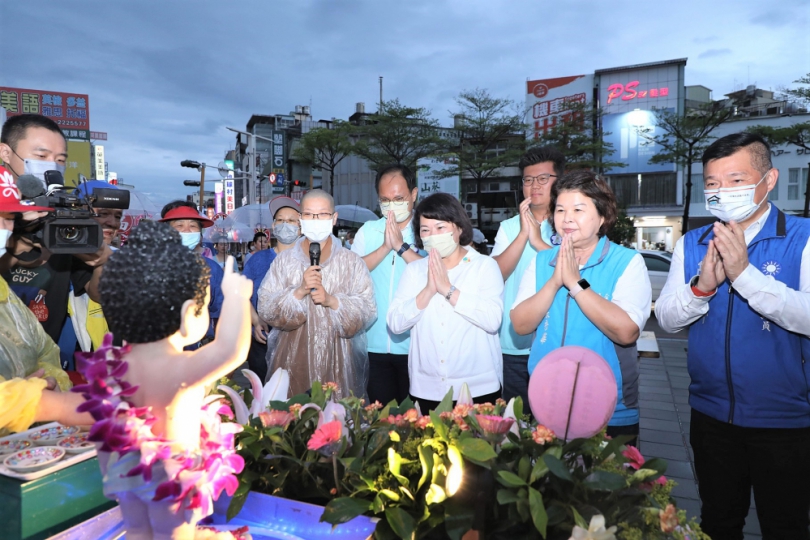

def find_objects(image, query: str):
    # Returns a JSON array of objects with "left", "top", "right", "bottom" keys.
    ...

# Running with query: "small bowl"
[
  {"left": 4, "top": 446, "right": 65, "bottom": 472},
  {"left": 57, "top": 433, "right": 94, "bottom": 454},
  {"left": 0, "top": 438, "right": 32, "bottom": 455},
  {"left": 28, "top": 425, "right": 80, "bottom": 446}
]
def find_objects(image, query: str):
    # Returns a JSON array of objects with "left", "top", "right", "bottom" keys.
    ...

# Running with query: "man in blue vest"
[
  {"left": 491, "top": 147, "right": 563, "bottom": 405},
  {"left": 352, "top": 164, "right": 422, "bottom": 405},
  {"left": 656, "top": 132, "right": 810, "bottom": 539}
]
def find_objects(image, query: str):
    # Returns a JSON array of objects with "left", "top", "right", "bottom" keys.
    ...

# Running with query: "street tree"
[
  {"left": 352, "top": 99, "right": 448, "bottom": 170},
  {"left": 748, "top": 121, "right": 810, "bottom": 217},
  {"left": 291, "top": 120, "right": 354, "bottom": 195},
  {"left": 532, "top": 100, "right": 625, "bottom": 172},
  {"left": 778, "top": 72, "right": 810, "bottom": 106},
  {"left": 637, "top": 102, "right": 733, "bottom": 234}
]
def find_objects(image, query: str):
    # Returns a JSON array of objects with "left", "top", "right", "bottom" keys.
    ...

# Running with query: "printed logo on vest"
[{"left": 761, "top": 261, "right": 781, "bottom": 276}]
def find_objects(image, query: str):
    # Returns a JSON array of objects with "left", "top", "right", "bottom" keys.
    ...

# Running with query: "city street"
[{"left": 640, "top": 315, "right": 762, "bottom": 539}]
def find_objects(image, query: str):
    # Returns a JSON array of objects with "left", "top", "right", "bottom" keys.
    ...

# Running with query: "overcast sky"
[{"left": 2, "top": 0, "right": 808, "bottom": 207}]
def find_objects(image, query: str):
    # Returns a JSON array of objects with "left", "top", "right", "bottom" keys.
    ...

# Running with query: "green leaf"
[
  {"left": 641, "top": 457, "right": 668, "bottom": 477},
  {"left": 513, "top": 396, "right": 524, "bottom": 420},
  {"left": 457, "top": 438, "right": 498, "bottom": 462},
  {"left": 435, "top": 388, "right": 455, "bottom": 413},
  {"left": 310, "top": 381, "right": 325, "bottom": 406},
  {"left": 320, "top": 497, "right": 372, "bottom": 525},
  {"left": 583, "top": 470, "right": 627, "bottom": 491},
  {"left": 417, "top": 446, "right": 434, "bottom": 491},
  {"left": 543, "top": 454, "right": 573, "bottom": 482},
  {"left": 497, "top": 470, "right": 527, "bottom": 488},
  {"left": 528, "top": 487, "right": 548, "bottom": 538},
  {"left": 518, "top": 455, "right": 531, "bottom": 482},
  {"left": 571, "top": 506, "right": 588, "bottom": 529},
  {"left": 496, "top": 488, "right": 523, "bottom": 504},
  {"left": 372, "top": 493, "right": 385, "bottom": 514},
  {"left": 429, "top": 410, "right": 448, "bottom": 440},
  {"left": 389, "top": 430, "right": 401, "bottom": 442},
  {"left": 380, "top": 489, "right": 401, "bottom": 502},
  {"left": 226, "top": 481, "right": 250, "bottom": 521},
  {"left": 388, "top": 448, "right": 409, "bottom": 486},
  {"left": 384, "top": 506, "right": 417, "bottom": 540},
  {"left": 443, "top": 497, "right": 475, "bottom": 540},
  {"left": 530, "top": 455, "right": 550, "bottom": 483},
  {"left": 425, "top": 483, "right": 447, "bottom": 505}
]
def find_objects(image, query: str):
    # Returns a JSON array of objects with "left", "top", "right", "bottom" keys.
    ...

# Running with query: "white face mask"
[
  {"left": 0, "top": 229, "right": 12, "bottom": 258},
  {"left": 180, "top": 231, "right": 201, "bottom": 251},
  {"left": 380, "top": 200, "right": 412, "bottom": 223},
  {"left": 704, "top": 171, "right": 768, "bottom": 223},
  {"left": 23, "top": 158, "right": 66, "bottom": 187},
  {"left": 422, "top": 232, "right": 458, "bottom": 258},
  {"left": 273, "top": 223, "right": 299, "bottom": 245},
  {"left": 300, "top": 219, "right": 333, "bottom": 243}
]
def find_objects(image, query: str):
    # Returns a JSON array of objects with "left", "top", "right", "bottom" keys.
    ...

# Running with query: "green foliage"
[
  {"left": 608, "top": 209, "right": 636, "bottom": 247},
  {"left": 222, "top": 384, "right": 705, "bottom": 540},
  {"left": 530, "top": 100, "right": 626, "bottom": 172},
  {"left": 780, "top": 72, "right": 810, "bottom": 105},
  {"left": 352, "top": 99, "right": 449, "bottom": 171},
  {"left": 748, "top": 121, "right": 810, "bottom": 216},
  {"left": 291, "top": 120, "right": 354, "bottom": 195}
]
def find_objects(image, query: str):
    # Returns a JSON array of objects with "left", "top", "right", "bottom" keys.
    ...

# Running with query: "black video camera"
[{"left": 16, "top": 171, "right": 131, "bottom": 254}]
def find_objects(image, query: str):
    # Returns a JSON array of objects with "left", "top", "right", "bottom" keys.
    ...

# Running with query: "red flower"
[
  {"left": 307, "top": 420, "right": 343, "bottom": 453},
  {"left": 622, "top": 445, "right": 645, "bottom": 470},
  {"left": 258, "top": 410, "right": 294, "bottom": 429}
]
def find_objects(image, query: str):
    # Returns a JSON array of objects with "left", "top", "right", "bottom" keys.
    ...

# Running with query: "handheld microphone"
[
  {"left": 309, "top": 242, "right": 321, "bottom": 292},
  {"left": 17, "top": 175, "right": 46, "bottom": 199}
]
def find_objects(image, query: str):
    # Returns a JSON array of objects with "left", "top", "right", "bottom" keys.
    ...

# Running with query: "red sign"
[
  {"left": 0, "top": 87, "right": 91, "bottom": 129},
  {"left": 606, "top": 81, "right": 669, "bottom": 104}
]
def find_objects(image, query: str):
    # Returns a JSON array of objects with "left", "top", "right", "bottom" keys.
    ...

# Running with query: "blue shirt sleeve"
[
  {"left": 243, "top": 249, "right": 276, "bottom": 310},
  {"left": 203, "top": 256, "right": 225, "bottom": 319}
]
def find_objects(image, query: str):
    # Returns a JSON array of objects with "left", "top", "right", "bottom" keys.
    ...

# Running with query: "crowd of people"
[{"left": 1, "top": 113, "right": 809, "bottom": 538}]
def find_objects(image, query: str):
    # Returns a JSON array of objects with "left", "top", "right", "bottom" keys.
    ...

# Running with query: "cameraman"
[{"left": 0, "top": 114, "right": 112, "bottom": 343}]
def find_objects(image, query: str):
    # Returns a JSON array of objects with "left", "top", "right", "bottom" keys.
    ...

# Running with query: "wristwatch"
[
  {"left": 568, "top": 278, "right": 591, "bottom": 298},
  {"left": 396, "top": 242, "right": 411, "bottom": 257},
  {"left": 445, "top": 285, "right": 457, "bottom": 301}
]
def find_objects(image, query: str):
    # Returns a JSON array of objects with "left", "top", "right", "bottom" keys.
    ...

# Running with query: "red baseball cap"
[
  {"left": 0, "top": 165, "right": 54, "bottom": 213},
  {"left": 158, "top": 205, "right": 214, "bottom": 228}
]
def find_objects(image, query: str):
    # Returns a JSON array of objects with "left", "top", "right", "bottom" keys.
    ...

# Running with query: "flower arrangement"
[{"left": 220, "top": 370, "right": 707, "bottom": 540}]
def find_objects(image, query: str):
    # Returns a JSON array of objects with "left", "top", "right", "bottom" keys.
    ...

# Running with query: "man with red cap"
[
  {"left": 0, "top": 165, "right": 71, "bottom": 391},
  {"left": 158, "top": 200, "right": 224, "bottom": 343}
]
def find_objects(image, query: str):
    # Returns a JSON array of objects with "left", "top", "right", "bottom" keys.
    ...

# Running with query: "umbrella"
[
  {"left": 204, "top": 216, "right": 255, "bottom": 244},
  {"left": 119, "top": 190, "right": 161, "bottom": 242},
  {"left": 228, "top": 203, "right": 274, "bottom": 230},
  {"left": 335, "top": 205, "right": 378, "bottom": 224}
]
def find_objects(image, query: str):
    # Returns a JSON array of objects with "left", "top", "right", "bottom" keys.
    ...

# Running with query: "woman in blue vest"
[{"left": 511, "top": 170, "right": 651, "bottom": 443}]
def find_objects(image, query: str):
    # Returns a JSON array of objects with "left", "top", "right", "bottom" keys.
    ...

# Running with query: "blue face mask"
[{"left": 180, "top": 232, "right": 201, "bottom": 250}]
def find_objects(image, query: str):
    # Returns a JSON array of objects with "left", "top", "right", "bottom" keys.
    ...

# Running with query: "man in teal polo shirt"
[
  {"left": 352, "top": 164, "right": 422, "bottom": 405},
  {"left": 491, "top": 147, "right": 565, "bottom": 404}
]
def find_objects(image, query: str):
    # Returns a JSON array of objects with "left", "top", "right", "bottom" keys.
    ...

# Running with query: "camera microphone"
[
  {"left": 17, "top": 175, "right": 46, "bottom": 199},
  {"left": 309, "top": 242, "right": 321, "bottom": 267}
]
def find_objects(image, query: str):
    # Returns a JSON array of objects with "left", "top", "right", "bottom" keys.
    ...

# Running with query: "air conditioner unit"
[{"left": 464, "top": 203, "right": 478, "bottom": 220}]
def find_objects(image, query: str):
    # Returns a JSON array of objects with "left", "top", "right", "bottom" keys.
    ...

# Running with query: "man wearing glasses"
[
  {"left": 352, "top": 164, "right": 423, "bottom": 406},
  {"left": 257, "top": 190, "right": 375, "bottom": 398},
  {"left": 491, "top": 147, "right": 565, "bottom": 407}
]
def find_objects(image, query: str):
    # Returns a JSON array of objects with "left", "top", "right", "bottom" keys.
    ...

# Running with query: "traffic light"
[
  {"left": 184, "top": 180, "right": 201, "bottom": 187},
  {"left": 180, "top": 160, "right": 201, "bottom": 169},
  {"left": 293, "top": 179, "right": 302, "bottom": 187}
]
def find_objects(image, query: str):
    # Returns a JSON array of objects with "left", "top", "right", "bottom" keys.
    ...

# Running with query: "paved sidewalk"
[{"left": 638, "top": 338, "right": 762, "bottom": 539}]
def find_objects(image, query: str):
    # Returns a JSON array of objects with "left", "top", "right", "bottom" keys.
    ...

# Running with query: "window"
[
  {"left": 690, "top": 173, "right": 704, "bottom": 203},
  {"left": 787, "top": 168, "right": 808, "bottom": 200},
  {"left": 643, "top": 255, "right": 671, "bottom": 273}
]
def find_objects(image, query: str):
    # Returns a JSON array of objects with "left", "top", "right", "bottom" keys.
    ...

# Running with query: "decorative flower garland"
[{"left": 72, "top": 334, "right": 245, "bottom": 517}]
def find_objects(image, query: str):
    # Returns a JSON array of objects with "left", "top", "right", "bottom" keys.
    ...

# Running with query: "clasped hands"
[
  {"left": 422, "top": 248, "right": 453, "bottom": 298},
  {"left": 550, "top": 234, "right": 585, "bottom": 292},
  {"left": 298, "top": 265, "right": 338, "bottom": 309},
  {"left": 382, "top": 211, "right": 405, "bottom": 252},
  {"left": 695, "top": 221, "right": 748, "bottom": 293}
]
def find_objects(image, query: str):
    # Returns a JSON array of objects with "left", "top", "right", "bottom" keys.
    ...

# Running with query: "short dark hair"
[
  {"left": 702, "top": 132, "right": 772, "bottom": 175},
  {"left": 346, "top": 230, "right": 356, "bottom": 241},
  {"left": 518, "top": 146, "right": 566, "bottom": 177},
  {"left": 1, "top": 114, "right": 66, "bottom": 151},
  {"left": 160, "top": 199, "right": 198, "bottom": 218},
  {"left": 100, "top": 221, "right": 210, "bottom": 344},
  {"left": 412, "top": 193, "right": 473, "bottom": 248},
  {"left": 549, "top": 170, "right": 618, "bottom": 237},
  {"left": 375, "top": 164, "right": 417, "bottom": 193},
  {"left": 252, "top": 232, "right": 266, "bottom": 242}
]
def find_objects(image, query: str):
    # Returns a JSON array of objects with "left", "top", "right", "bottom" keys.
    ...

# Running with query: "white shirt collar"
[{"left": 743, "top": 203, "right": 772, "bottom": 245}]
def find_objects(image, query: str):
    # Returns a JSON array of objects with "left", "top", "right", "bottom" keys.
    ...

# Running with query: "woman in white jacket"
[{"left": 387, "top": 193, "right": 504, "bottom": 411}]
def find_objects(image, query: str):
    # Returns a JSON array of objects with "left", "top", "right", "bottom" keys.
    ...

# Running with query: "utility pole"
[{"left": 379, "top": 76, "right": 384, "bottom": 113}]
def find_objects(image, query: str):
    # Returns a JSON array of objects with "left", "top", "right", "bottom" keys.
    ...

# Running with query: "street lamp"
[
  {"left": 227, "top": 127, "right": 278, "bottom": 205},
  {"left": 181, "top": 160, "right": 206, "bottom": 213}
]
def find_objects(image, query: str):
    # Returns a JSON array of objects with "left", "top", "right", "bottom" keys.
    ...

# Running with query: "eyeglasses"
[
  {"left": 274, "top": 218, "right": 299, "bottom": 225},
  {"left": 522, "top": 174, "right": 557, "bottom": 186},
  {"left": 379, "top": 196, "right": 408, "bottom": 205},
  {"left": 301, "top": 212, "right": 334, "bottom": 220}
]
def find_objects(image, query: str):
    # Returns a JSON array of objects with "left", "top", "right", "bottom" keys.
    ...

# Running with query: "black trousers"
[
  {"left": 246, "top": 338, "right": 268, "bottom": 383},
  {"left": 606, "top": 422, "right": 639, "bottom": 449},
  {"left": 367, "top": 352, "right": 410, "bottom": 406},
  {"left": 690, "top": 409, "right": 810, "bottom": 540},
  {"left": 411, "top": 388, "right": 502, "bottom": 414}
]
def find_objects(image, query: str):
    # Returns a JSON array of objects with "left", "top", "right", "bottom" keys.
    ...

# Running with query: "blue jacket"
[
  {"left": 528, "top": 236, "right": 640, "bottom": 426},
  {"left": 684, "top": 207, "right": 810, "bottom": 428},
  {"left": 243, "top": 249, "right": 277, "bottom": 310}
]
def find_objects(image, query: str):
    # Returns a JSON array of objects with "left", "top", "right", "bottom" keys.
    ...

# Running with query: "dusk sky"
[{"left": 2, "top": 0, "right": 808, "bottom": 207}]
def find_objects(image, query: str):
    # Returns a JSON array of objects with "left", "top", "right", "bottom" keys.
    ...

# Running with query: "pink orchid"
[
  {"left": 622, "top": 445, "right": 645, "bottom": 470},
  {"left": 259, "top": 410, "right": 294, "bottom": 428},
  {"left": 477, "top": 415, "right": 515, "bottom": 444},
  {"left": 307, "top": 420, "right": 344, "bottom": 455}
]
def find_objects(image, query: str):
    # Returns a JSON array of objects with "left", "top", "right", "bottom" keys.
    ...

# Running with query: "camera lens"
[{"left": 56, "top": 225, "right": 87, "bottom": 244}]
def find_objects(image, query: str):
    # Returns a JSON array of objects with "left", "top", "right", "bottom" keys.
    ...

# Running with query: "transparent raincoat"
[
  {"left": 0, "top": 277, "right": 71, "bottom": 391},
  {"left": 257, "top": 236, "right": 375, "bottom": 399}
]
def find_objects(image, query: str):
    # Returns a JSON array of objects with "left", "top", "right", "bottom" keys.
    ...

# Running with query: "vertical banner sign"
[
  {"left": 416, "top": 156, "right": 460, "bottom": 200},
  {"left": 0, "top": 87, "right": 91, "bottom": 129},
  {"left": 93, "top": 145, "right": 105, "bottom": 180},
  {"left": 225, "top": 179, "right": 235, "bottom": 214},
  {"left": 214, "top": 182, "right": 223, "bottom": 215},
  {"left": 525, "top": 75, "right": 593, "bottom": 139}
]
